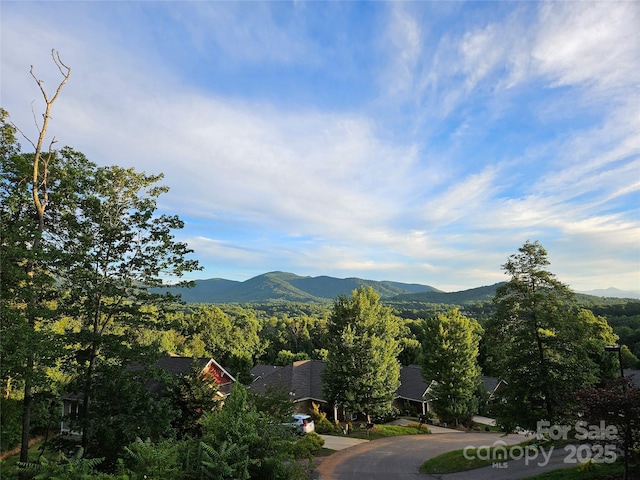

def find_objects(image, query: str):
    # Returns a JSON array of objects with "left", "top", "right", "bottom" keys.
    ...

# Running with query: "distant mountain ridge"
[
  {"left": 156, "top": 271, "right": 441, "bottom": 303},
  {"left": 154, "top": 271, "right": 640, "bottom": 304},
  {"left": 391, "top": 283, "right": 504, "bottom": 304},
  {"left": 577, "top": 287, "right": 640, "bottom": 300}
]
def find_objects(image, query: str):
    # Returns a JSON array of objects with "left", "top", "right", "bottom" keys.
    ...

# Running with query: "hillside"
[
  {"left": 390, "top": 283, "right": 504, "bottom": 305},
  {"left": 155, "top": 271, "right": 440, "bottom": 303},
  {"left": 155, "top": 272, "right": 640, "bottom": 305}
]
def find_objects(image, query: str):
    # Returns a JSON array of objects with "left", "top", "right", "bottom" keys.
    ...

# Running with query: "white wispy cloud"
[
  {"left": 533, "top": 1, "right": 639, "bottom": 92},
  {"left": 2, "top": 1, "right": 638, "bottom": 292}
]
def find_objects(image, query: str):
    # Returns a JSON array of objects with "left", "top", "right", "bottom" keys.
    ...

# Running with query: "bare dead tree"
[
  {"left": 12, "top": 49, "right": 70, "bottom": 467},
  {"left": 12, "top": 49, "right": 71, "bottom": 231}
]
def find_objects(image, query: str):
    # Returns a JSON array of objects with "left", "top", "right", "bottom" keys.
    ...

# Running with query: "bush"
[
  {"left": 401, "top": 400, "right": 418, "bottom": 417},
  {"left": 315, "top": 417, "right": 335, "bottom": 434},
  {"left": 309, "top": 402, "right": 334, "bottom": 434},
  {"left": 291, "top": 432, "right": 325, "bottom": 459},
  {"left": 371, "top": 406, "right": 399, "bottom": 424},
  {"left": 0, "top": 397, "right": 21, "bottom": 452},
  {"left": 122, "top": 437, "right": 181, "bottom": 479}
]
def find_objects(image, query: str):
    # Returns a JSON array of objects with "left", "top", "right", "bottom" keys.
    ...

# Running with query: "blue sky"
[{"left": 2, "top": 1, "right": 639, "bottom": 293}]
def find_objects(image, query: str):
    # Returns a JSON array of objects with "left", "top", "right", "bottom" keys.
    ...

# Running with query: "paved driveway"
[{"left": 313, "top": 432, "right": 562, "bottom": 480}]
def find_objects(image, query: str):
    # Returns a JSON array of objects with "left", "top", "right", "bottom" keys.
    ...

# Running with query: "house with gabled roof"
[
  {"left": 147, "top": 356, "right": 236, "bottom": 397},
  {"left": 481, "top": 375, "right": 508, "bottom": 401},
  {"left": 249, "top": 360, "right": 507, "bottom": 422},
  {"left": 249, "top": 359, "right": 327, "bottom": 414},
  {"left": 392, "top": 364, "right": 432, "bottom": 416},
  {"left": 61, "top": 356, "right": 235, "bottom": 436}
]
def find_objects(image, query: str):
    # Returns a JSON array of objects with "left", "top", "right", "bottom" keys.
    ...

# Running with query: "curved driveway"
[{"left": 314, "top": 432, "right": 527, "bottom": 480}]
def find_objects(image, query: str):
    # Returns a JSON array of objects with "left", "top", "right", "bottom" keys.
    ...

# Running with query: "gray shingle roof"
[
  {"left": 249, "top": 360, "right": 326, "bottom": 403},
  {"left": 249, "top": 361, "right": 508, "bottom": 406},
  {"left": 395, "top": 365, "right": 428, "bottom": 401}
]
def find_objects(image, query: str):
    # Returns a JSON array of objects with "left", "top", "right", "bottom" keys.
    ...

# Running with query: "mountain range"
[{"left": 155, "top": 271, "right": 640, "bottom": 304}]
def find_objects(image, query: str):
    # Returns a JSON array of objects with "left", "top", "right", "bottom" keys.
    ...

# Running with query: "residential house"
[
  {"left": 392, "top": 364, "right": 431, "bottom": 416},
  {"left": 482, "top": 375, "right": 508, "bottom": 402},
  {"left": 248, "top": 360, "right": 508, "bottom": 423},
  {"left": 249, "top": 360, "right": 327, "bottom": 414},
  {"left": 61, "top": 356, "right": 235, "bottom": 435},
  {"left": 147, "top": 356, "right": 236, "bottom": 397}
]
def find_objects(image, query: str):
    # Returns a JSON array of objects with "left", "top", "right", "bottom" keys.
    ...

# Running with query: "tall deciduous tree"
[
  {"left": 321, "top": 286, "right": 402, "bottom": 422},
  {"left": 2, "top": 51, "right": 71, "bottom": 465},
  {"left": 486, "top": 240, "right": 609, "bottom": 431},
  {"left": 421, "top": 308, "right": 482, "bottom": 426},
  {"left": 54, "top": 163, "right": 199, "bottom": 453},
  {"left": 0, "top": 142, "right": 88, "bottom": 456}
]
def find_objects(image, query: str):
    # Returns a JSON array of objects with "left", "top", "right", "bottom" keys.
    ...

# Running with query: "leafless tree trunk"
[{"left": 12, "top": 49, "right": 70, "bottom": 466}]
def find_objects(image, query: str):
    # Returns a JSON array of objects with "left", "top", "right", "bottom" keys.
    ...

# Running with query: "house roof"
[
  {"left": 154, "top": 356, "right": 210, "bottom": 377},
  {"left": 481, "top": 376, "right": 500, "bottom": 392},
  {"left": 249, "top": 360, "right": 326, "bottom": 403},
  {"left": 64, "top": 356, "right": 236, "bottom": 400},
  {"left": 146, "top": 357, "right": 236, "bottom": 396},
  {"left": 395, "top": 365, "right": 428, "bottom": 402},
  {"left": 248, "top": 361, "right": 509, "bottom": 407},
  {"left": 251, "top": 364, "right": 282, "bottom": 381}
]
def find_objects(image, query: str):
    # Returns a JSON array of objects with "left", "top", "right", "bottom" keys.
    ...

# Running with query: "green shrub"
[
  {"left": 371, "top": 406, "right": 399, "bottom": 424},
  {"left": 18, "top": 448, "right": 105, "bottom": 480},
  {"left": 291, "top": 432, "right": 325, "bottom": 459},
  {"left": 123, "top": 437, "right": 181, "bottom": 479},
  {"left": 309, "top": 403, "right": 334, "bottom": 433},
  {"left": 0, "top": 397, "right": 21, "bottom": 452},
  {"left": 315, "top": 416, "right": 335, "bottom": 434}
]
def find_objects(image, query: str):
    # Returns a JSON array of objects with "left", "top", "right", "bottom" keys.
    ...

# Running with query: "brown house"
[
  {"left": 148, "top": 356, "right": 236, "bottom": 397},
  {"left": 61, "top": 356, "right": 235, "bottom": 435}
]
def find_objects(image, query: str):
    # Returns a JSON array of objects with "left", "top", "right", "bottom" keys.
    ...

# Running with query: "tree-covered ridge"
[
  {"left": 153, "top": 271, "right": 440, "bottom": 303},
  {"left": 155, "top": 272, "right": 639, "bottom": 305}
]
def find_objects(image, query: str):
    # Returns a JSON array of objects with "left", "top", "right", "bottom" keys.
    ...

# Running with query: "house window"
[{"left": 62, "top": 400, "right": 81, "bottom": 435}]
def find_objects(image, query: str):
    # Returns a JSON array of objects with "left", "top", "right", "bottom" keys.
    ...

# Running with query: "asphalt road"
[{"left": 313, "top": 432, "right": 568, "bottom": 480}]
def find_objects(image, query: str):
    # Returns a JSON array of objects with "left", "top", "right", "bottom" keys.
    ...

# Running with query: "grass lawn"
[
  {"left": 314, "top": 447, "right": 336, "bottom": 457},
  {"left": 522, "top": 461, "right": 633, "bottom": 479},
  {"left": 421, "top": 443, "right": 637, "bottom": 480},
  {"left": 346, "top": 423, "right": 430, "bottom": 440},
  {"left": 419, "top": 440, "right": 537, "bottom": 474},
  {"left": 419, "top": 448, "right": 493, "bottom": 473},
  {"left": 0, "top": 441, "right": 56, "bottom": 480}
]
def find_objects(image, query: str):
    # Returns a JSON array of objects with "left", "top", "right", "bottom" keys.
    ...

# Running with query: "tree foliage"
[
  {"left": 5, "top": 52, "right": 71, "bottom": 464},
  {"left": 421, "top": 308, "right": 482, "bottom": 426},
  {"left": 574, "top": 377, "right": 640, "bottom": 480},
  {"left": 168, "top": 361, "right": 221, "bottom": 439},
  {"left": 50, "top": 161, "right": 199, "bottom": 452},
  {"left": 197, "top": 383, "right": 301, "bottom": 480},
  {"left": 321, "top": 286, "right": 402, "bottom": 421},
  {"left": 486, "top": 240, "right": 614, "bottom": 431},
  {"left": 1, "top": 110, "right": 76, "bottom": 460}
]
